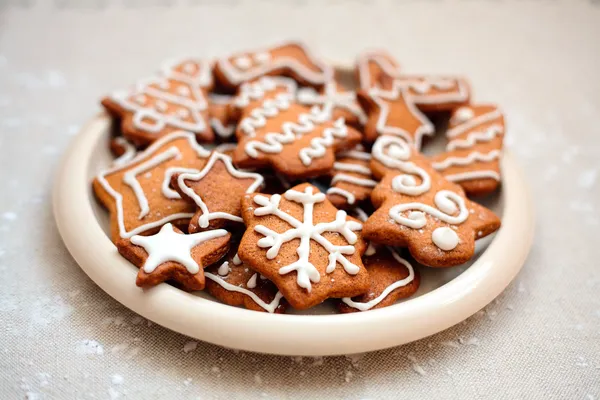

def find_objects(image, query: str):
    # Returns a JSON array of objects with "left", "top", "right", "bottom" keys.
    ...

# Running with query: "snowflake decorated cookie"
[
  {"left": 93, "top": 131, "right": 210, "bottom": 242},
  {"left": 102, "top": 59, "right": 214, "bottom": 146},
  {"left": 431, "top": 104, "right": 505, "bottom": 196},
  {"left": 358, "top": 80, "right": 435, "bottom": 148},
  {"left": 117, "top": 223, "right": 231, "bottom": 291},
  {"left": 363, "top": 136, "right": 501, "bottom": 267},
  {"left": 204, "top": 245, "right": 286, "bottom": 313},
  {"left": 355, "top": 49, "right": 402, "bottom": 91},
  {"left": 238, "top": 183, "right": 369, "bottom": 310},
  {"left": 173, "top": 151, "right": 264, "bottom": 232},
  {"left": 326, "top": 145, "right": 378, "bottom": 209},
  {"left": 232, "top": 96, "right": 362, "bottom": 179},
  {"left": 214, "top": 41, "right": 332, "bottom": 91}
]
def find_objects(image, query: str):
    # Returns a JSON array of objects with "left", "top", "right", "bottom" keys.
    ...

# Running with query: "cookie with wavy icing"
[
  {"left": 92, "top": 131, "right": 210, "bottom": 243},
  {"left": 364, "top": 136, "right": 501, "bottom": 267},
  {"left": 238, "top": 183, "right": 369, "bottom": 310},
  {"left": 116, "top": 223, "right": 230, "bottom": 291},
  {"left": 172, "top": 151, "right": 264, "bottom": 232},
  {"left": 102, "top": 59, "right": 214, "bottom": 146},
  {"left": 214, "top": 41, "right": 332, "bottom": 91},
  {"left": 205, "top": 245, "right": 287, "bottom": 313},
  {"left": 432, "top": 104, "right": 504, "bottom": 196},
  {"left": 355, "top": 49, "right": 402, "bottom": 91},
  {"left": 389, "top": 75, "right": 470, "bottom": 112},
  {"left": 357, "top": 81, "right": 435, "bottom": 149},
  {"left": 326, "top": 145, "right": 377, "bottom": 209}
]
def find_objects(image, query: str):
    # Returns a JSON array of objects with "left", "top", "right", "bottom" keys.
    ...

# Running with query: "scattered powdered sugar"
[
  {"left": 441, "top": 340, "right": 460, "bottom": 348},
  {"left": 345, "top": 353, "right": 364, "bottom": 368},
  {"left": 76, "top": 339, "right": 104, "bottom": 355},
  {"left": 30, "top": 296, "right": 73, "bottom": 328},
  {"left": 311, "top": 356, "right": 324, "bottom": 366},
  {"left": 291, "top": 356, "right": 303, "bottom": 364},
  {"left": 183, "top": 377, "right": 193, "bottom": 386},
  {"left": 459, "top": 336, "right": 480, "bottom": 346},
  {"left": 344, "top": 370, "right": 354, "bottom": 382},
  {"left": 254, "top": 373, "right": 263, "bottom": 385},
  {"left": 183, "top": 341, "right": 198, "bottom": 354},
  {"left": 111, "top": 374, "right": 124, "bottom": 385}
]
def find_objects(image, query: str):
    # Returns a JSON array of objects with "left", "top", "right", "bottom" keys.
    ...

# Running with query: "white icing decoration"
[
  {"left": 331, "top": 174, "right": 377, "bottom": 188},
  {"left": 176, "top": 152, "right": 264, "bottom": 228},
  {"left": 95, "top": 131, "right": 210, "bottom": 239},
  {"left": 450, "top": 107, "right": 474, "bottom": 126},
  {"left": 247, "top": 273, "right": 258, "bottom": 289},
  {"left": 326, "top": 188, "right": 356, "bottom": 205},
  {"left": 109, "top": 59, "right": 212, "bottom": 135},
  {"left": 432, "top": 150, "right": 501, "bottom": 171},
  {"left": 252, "top": 186, "right": 362, "bottom": 292},
  {"left": 332, "top": 162, "right": 372, "bottom": 175},
  {"left": 130, "top": 223, "right": 228, "bottom": 274},
  {"left": 367, "top": 81, "right": 435, "bottom": 149},
  {"left": 388, "top": 190, "right": 469, "bottom": 229},
  {"left": 443, "top": 170, "right": 501, "bottom": 183},
  {"left": 239, "top": 93, "right": 292, "bottom": 137},
  {"left": 253, "top": 52, "right": 271, "bottom": 64},
  {"left": 394, "top": 76, "right": 468, "bottom": 105},
  {"left": 233, "top": 56, "right": 252, "bottom": 70},
  {"left": 337, "top": 149, "right": 371, "bottom": 161},
  {"left": 204, "top": 272, "right": 284, "bottom": 313},
  {"left": 341, "top": 249, "right": 415, "bottom": 311},
  {"left": 214, "top": 143, "right": 237, "bottom": 155},
  {"left": 431, "top": 227, "right": 460, "bottom": 251},
  {"left": 217, "top": 41, "right": 332, "bottom": 86},
  {"left": 217, "top": 261, "right": 230, "bottom": 276},
  {"left": 356, "top": 50, "right": 401, "bottom": 90},
  {"left": 232, "top": 253, "right": 242, "bottom": 265},
  {"left": 446, "top": 124, "right": 504, "bottom": 151},
  {"left": 210, "top": 117, "right": 236, "bottom": 138},
  {"left": 112, "top": 137, "right": 137, "bottom": 166},
  {"left": 364, "top": 242, "right": 377, "bottom": 256},
  {"left": 298, "top": 117, "right": 350, "bottom": 166},
  {"left": 233, "top": 76, "right": 297, "bottom": 109},
  {"left": 446, "top": 109, "right": 503, "bottom": 139},
  {"left": 297, "top": 82, "right": 367, "bottom": 125},
  {"left": 371, "top": 136, "right": 430, "bottom": 196}
]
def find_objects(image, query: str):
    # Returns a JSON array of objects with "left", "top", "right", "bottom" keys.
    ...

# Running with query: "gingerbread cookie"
[
  {"left": 358, "top": 81, "right": 434, "bottom": 148},
  {"left": 326, "top": 145, "right": 377, "bottom": 209},
  {"left": 364, "top": 136, "right": 501, "bottom": 267},
  {"left": 238, "top": 183, "right": 369, "bottom": 310},
  {"left": 208, "top": 94, "right": 236, "bottom": 140},
  {"left": 356, "top": 49, "right": 401, "bottom": 91},
  {"left": 93, "top": 131, "right": 210, "bottom": 242},
  {"left": 110, "top": 136, "right": 137, "bottom": 166},
  {"left": 432, "top": 104, "right": 504, "bottom": 196},
  {"left": 214, "top": 41, "right": 332, "bottom": 91},
  {"left": 233, "top": 97, "right": 362, "bottom": 179},
  {"left": 102, "top": 59, "right": 214, "bottom": 146},
  {"left": 205, "top": 247, "right": 286, "bottom": 313},
  {"left": 117, "top": 223, "right": 230, "bottom": 291},
  {"left": 173, "top": 151, "right": 264, "bottom": 232},
  {"left": 296, "top": 81, "right": 367, "bottom": 129},
  {"left": 391, "top": 75, "right": 470, "bottom": 112}
]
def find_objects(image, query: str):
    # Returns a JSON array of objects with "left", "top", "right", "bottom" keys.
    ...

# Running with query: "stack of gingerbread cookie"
[{"left": 93, "top": 41, "right": 503, "bottom": 313}]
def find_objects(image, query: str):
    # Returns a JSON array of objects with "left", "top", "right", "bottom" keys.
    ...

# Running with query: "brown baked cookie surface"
[
  {"left": 117, "top": 223, "right": 230, "bottom": 291},
  {"left": 355, "top": 49, "right": 402, "bottom": 91},
  {"left": 238, "top": 183, "right": 369, "bottom": 310},
  {"left": 364, "top": 136, "right": 501, "bottom": 267},
  {"left": 390, "top": 75, "right": 470, "bottom": 113}
]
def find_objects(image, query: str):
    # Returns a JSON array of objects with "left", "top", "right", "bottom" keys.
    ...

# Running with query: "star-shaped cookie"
[
  {"left": 173, "top": 151, "right": 264, "bottom": 232},
  {"left": 93, "top": 131, "right": 210, "bottom": 242},
  {"left": 117, "top": 223, "right": 231, "bottom": 291},
  {"left": 238, "top": 183, "right": 369, "bottom": 310},
  {"left": 102, "top": 59, "right": 214, "bottom": 146},
  {"left": 364, "top": 136, "right": 501, "bottom": 267},
  {"left": 355, "top": 49, "right": 402, "bottom": 90}
]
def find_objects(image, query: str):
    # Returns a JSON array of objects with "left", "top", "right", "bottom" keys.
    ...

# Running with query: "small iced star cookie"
[
  {"left": 102, "top": 59, "right": 214, "bottom": 146},
  {"left": 173, "top": 151, "right": 264, "bottom": 232},
  {"left": 358, "top": 81, "right": 434, "bottom": 148},
  {"left": 326, "top": 145, "right": 377, "bottom": 209},
  {"left": 364, "top": 136, "right": 501, "bottom": 267},
  {"left": 238, "top": 183, "right": 369, "bottom": 310},
  {"left": 233, "top": 95, "right": 362, "bottom": 179},
  {"left": 205, "top": 246, "right": 286, "bottom": 313},
  {"left": 214, "top": 41, "right": 332, "bottom": 91},
  {"left": 117, "top": 223, "right": 231, "bottom": 291},
  {"left": 390, "top": 75, "right": 470, "bottom": 112},
  {"left": 93, "top": 131, "right": 210, "bottom": 242},
  {"left": 431, "top": 104, "right": 504, "bottom": 196},
  {"left": 355, "top": 49, "right": 402, "bottom": 91},
  {"left": 297, "top": 81, "right": 367, "bottom": 129}
]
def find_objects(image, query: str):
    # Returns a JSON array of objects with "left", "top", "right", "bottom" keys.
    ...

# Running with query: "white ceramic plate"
[{"left": 53, "top": 107, "right": 534, "bottom": 356}]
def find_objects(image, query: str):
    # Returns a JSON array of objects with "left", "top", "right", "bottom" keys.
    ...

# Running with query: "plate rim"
[{"left": 53, "top": 112, "right": 534, "bottom": 356}]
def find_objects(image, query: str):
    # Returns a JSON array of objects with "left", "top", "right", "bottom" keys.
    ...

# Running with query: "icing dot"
[
  {"left": 177, "top": 86, "right": 191, "bottom": 96},
  {"left": 233, "top": 56, "right": 252, "bottom": 70},
  {"left": 217, "top": 261, "right": 230, "bottom": 276},
  {"left": 452, "top": 107, "right": 474, "bottom": 125},
  {"left": 432, "top": 227, "right": 459, "bottom": 251},
  {"left": 253, "top": 52, "right": 271, "bottom": 64},
  {"left": 247, "top": 273, "right": 258, "bottom": 289}
]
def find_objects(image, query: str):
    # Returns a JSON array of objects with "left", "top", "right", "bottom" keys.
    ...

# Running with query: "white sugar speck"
[
  {"left": 460, "top": 336, "right": 480, "bottom": 346},
  {"left": 344, "top": 370, "right": 353, "bottom": 382},
  {"left": 441, "top": 340, "right": 460, "bottom": 348},
  {"left": 291, "top": 356, "right": 303, "bottom": 364},
  {"left": 311, "top": 356, "right": 324, "bottom": 366},
  {"left": 254, "top": 373, "right": 263, "bottom": 385},
  {"left": 578, "top": 169, "right": 597, "bottom": 189},
  {"left": 2, "top": 212, "right": 17, "bottom": 221},
  {"left": 111, "top": 374, "right": 124, "bottom": 385},
  {"left": 211, "top": 366, "right": 220, "bottom": 373},
  {"left": 411, "top": 363, "right": 426, "bottom": 376},
  {"left": 345, "top": 353, "right": 364, "bottom": 368},
  {"left": 108, "top": 386, "right": 120, "bottom": 400},
  {"left": 183, "top": 341, "right": 198, "bottom": 354},
  {"left": 77, "top": 339, "right": 104, "bottom": 355},
  {"left": 183, "top": 377, "right": 192, "bottom": 386}
]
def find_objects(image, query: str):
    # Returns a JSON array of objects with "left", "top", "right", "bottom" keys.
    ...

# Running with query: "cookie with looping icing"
[
  {"left": 431, "top": 104, "right": 504, "bottom": 196},
  {"left": 214, "top": 41, "right": 332, "bottom": 91},
  {"left": 92, "top": 131, "right": 210, "bottom": 242},
  {"left": 102, "top": 59, "right": 214, "bottom": 146},
  {"left": 363, "top": 136, "right": 501, "bottom": 267},
  {"left": 116, "top": 223, "right": 231, "bottom": 291},
  {"left": 238, "top": 183, "right": 369, "bottom": 310}
]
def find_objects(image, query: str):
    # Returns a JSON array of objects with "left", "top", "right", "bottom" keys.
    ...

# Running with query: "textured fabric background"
[{"left": 0, "top": 1, "right": 599, "bottom": 399}]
